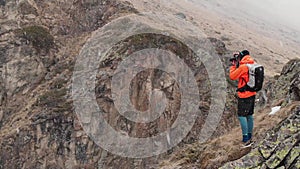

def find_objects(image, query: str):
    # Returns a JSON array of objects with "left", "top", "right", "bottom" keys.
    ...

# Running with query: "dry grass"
[{"left": 159, "top": 101, "right": 300, "bottom": 169}]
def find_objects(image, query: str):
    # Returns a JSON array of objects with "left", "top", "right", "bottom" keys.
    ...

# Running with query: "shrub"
[{"left": 15, "top": 26, "right": 54, "bottom": 53}]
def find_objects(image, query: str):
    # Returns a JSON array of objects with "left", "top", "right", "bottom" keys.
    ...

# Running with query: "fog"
[
  {"left": 246, "top": 0, "right": 300, "bottom": 31},
  {"left": 194, "top": 0, "right": 300, "bottom": 32}
]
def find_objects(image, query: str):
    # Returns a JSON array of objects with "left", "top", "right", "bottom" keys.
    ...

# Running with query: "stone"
[
  {"left": 175, "top": 12, "right": 186, "bottom": 19},
  {"left": 221, "top": 106, "right": 300, "bottom": 168},
  {"left": 265, "top": 59, "right": 300, "bottom": 105},
  {"left": 284, "top": 145, "right": 300, "bottom": 168},
  {"left": 258, "top": 133, "right": 280, "bottom": 159},
  {"left": 289, "top": 156, "right": 300, "bottom": 168}
]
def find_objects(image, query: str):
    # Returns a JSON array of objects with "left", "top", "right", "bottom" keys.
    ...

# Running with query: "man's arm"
[{"left": 230, "top": 65, "right": 244, "bottom": 80}]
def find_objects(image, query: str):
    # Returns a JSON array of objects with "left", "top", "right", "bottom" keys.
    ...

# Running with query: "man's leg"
[
  {"left": 238, "top": 116, "right": 248, "bottom": 142},
  {"left": 247, "top": 115, "right": 254, "bottom": 140},
  {"left": 247, "top": 95, "right": 255, "bottom": 140}
]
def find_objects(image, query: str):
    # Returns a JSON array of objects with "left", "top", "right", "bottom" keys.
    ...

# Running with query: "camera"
[{"left": 230, "top": 53, "right": 240, "bottom": 62}]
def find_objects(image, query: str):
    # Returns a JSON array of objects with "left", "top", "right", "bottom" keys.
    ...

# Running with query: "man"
[{"left": 229, "top": 50, "right": 256, "bottom": 146}]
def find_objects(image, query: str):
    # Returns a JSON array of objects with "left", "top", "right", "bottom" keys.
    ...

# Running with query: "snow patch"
[{"left": 269, "top": 106, "right": 281, "bottom": 115}]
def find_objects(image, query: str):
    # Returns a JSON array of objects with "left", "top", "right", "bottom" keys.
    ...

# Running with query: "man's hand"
[
  {"left": 231, "top": 60, "right": 236, "bottom": 66},
  {"left": 231, "top": 52, "right": 240, "bottom": 68},
  {"left": 230, "top": 60, "right": 240, "bottom": 68}
]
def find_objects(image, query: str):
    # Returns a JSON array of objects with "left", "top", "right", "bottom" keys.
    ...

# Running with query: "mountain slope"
[
  {"left": 220, "top": 106, "right": 299, "bottom": 169},
  {"left": 0, "top": 0, "right": 139, "bottom": 168},
  {"left": 0, "top": 0, "right": 299, "bottom": 169},
  {"left": 159, "top": 59, "right": 300, "bottom": 169},
  {"left": 124, "top": 0, "right": 300, "bottom": 76}
]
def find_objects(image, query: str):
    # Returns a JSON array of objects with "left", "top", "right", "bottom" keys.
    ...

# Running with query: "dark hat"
[{"left": 239, "top": 50, "right": 250, "bottom": 58}]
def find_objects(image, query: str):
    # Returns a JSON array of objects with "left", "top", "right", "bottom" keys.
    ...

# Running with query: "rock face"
[
  {"left": 0, "top": 0, "right": 141, "bottom": 168},
  {"left": 0, "top": 0, "right": 238, "bottom": 168},
  {"left": 261, "top": 59, "right": 300, "bottom": 106},
  {"left": 220, "top": 106, "right": 300, "bottom": 169},
  {"left": 287, "top": 60, "right": 300, "bottom": 102},
  {"left": 0, "top": 0, "right": 298, "bottom": 168}
]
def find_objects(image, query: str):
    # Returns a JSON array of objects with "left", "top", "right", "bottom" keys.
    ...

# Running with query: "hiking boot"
[
  {"left": 242, "top": 135, "right": 248, "bottom": 143},
  {"left": 248, "top": 133, "right": 252, "bottom": 141},
  {"left": 241, "top": 140, "right": 253, "bottom": 148}
]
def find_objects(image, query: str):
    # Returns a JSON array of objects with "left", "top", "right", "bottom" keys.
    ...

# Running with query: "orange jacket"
[{"left": 230, "top": 55, "right": 256, "bottom": 98}]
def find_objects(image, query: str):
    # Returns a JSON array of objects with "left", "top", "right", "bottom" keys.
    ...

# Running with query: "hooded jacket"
[{"left": 230, "top": 55, "right": 256, "bottom": 98}]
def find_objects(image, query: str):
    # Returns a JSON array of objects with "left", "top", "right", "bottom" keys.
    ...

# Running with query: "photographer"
[{"left": 229, "top": 50, "right": 256, "bottom": 147}]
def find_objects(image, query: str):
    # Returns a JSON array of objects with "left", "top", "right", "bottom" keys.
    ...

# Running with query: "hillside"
[
  {"left": 124, "top": 0, "right": 300, "bottom": 76},
  {"left": 159, "top": 59, "right": 300, "bottom": 168},
  {"left": 0, "top": 0, "right": 299, "bottom": 169}
]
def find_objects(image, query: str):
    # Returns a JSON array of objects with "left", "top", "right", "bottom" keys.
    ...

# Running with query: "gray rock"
[
  {"left": 221, "top": 106, "right": 300, "bottom": 168},
  {"left": 0, "top": 0, "right": 5, "bottom": 6},
  {"left": 175, "top": 12, "right": 186, "bottom": 19}
]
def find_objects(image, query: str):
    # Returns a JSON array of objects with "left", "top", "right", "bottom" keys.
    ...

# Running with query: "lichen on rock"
[{"left": 221, "top": 106, "right": 300, "bottom": 168}]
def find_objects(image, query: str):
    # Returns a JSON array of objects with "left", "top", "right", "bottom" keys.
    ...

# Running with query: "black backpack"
[{"left": 237, "top": 64, "right": 264, "bottom": 92}]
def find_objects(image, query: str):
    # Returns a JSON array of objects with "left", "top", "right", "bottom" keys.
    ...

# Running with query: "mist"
[
  {"left": 247, "top": 0, "right": 300, "bottom": 31},
  {"left": 193, "top": 0, "right": 300, "bottom": 32}
]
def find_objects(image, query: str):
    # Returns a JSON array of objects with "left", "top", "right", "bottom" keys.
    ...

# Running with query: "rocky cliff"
[
  {"left": 0, "top": 0, "right": 236, "bottom": 168},
  {"left": 0, "top": 0, "right": 300, "bottom": 169},
  {"left": 0, "top": 0, "right": 142, "bottom": 168}
]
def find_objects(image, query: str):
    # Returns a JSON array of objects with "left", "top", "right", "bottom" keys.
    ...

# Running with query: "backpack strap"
[{"left": 236, "top": 78, "right": 248, "bottom": 92}]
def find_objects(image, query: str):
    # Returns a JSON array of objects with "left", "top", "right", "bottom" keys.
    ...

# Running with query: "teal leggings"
[{"left": 238, "top": 115, "right": 254, "bottom": 136}]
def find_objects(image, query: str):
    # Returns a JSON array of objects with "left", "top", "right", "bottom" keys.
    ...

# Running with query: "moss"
[
  {"left": 286, "top": 147, "right": 300, "bottom": 167},
  {"left": 266, "top": 147, "right": 290, "bottom": 168},
  {"left": 294, "top": 158, "right": 300, "bottom": 168},
  {"left": 266, "top": 156, "right": 281, "bottom": 168},
  {"left": 251, "top": 166, "right": 261, "bottom": 169},
  {"left": 15, "top": 26, "right": 54, "bottom": 53},
  {"left": 248, "top": 149, "right": 261, "bottom": 157},
  {"left": 259, "top": 141, "right": 279, "bottom": 159},
  {"left": 290, "top": 123, "right": 299, "bottom": 132}
]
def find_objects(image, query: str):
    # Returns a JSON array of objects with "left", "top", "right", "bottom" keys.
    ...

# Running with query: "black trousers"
[{"left": 238, "top": 95, "right": 255, "bottom": 116}]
